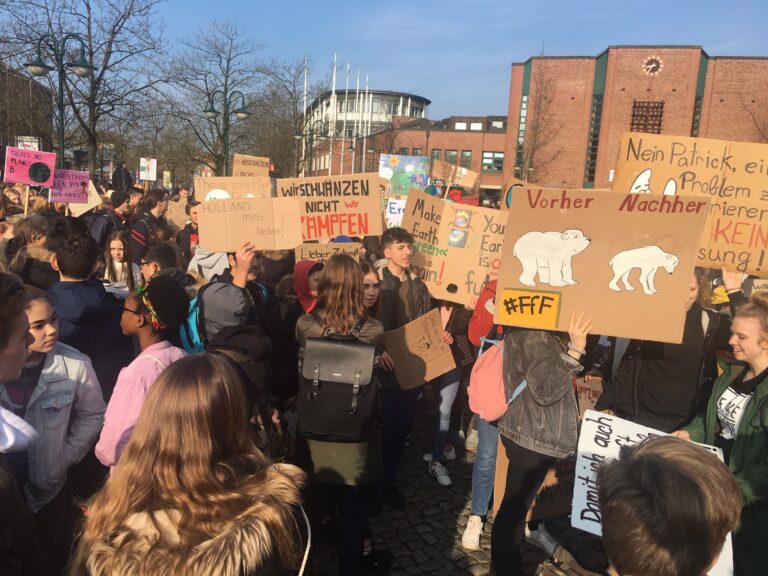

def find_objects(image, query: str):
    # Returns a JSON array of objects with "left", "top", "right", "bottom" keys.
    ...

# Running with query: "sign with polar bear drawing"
[
  {"left": 608, "top": 246, "right": 679, "bottom": 295},
  {"left": 401, "top": 191, "right": 508, "bottom": 307},
  {"left": 514, "top": 230, "right": 591, "bottom": 287},
  {"left": 494, "top": 188, "right": 710, "bottom": 343},
  {"left": 613, "top": 132, "right": 768, "bottom": 278}
]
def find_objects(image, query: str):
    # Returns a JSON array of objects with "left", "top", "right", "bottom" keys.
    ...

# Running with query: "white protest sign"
[
  {"left": 385, "top": 197, "right": 406, "bottom": 228},
  {"left": 139, "top": 157, "right": 157, "bottom": 181},
  {"left": 573, "top": 410, "right": 732, "bottom": 576}
]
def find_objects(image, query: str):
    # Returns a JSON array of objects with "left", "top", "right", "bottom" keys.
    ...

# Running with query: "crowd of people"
[{"left": 0, "top": 179, "right": 765, "bottom": 576}]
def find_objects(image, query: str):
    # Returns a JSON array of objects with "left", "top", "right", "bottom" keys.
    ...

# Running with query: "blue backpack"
[{"left": 179, "top": 284, "right": 212, "bottom": 354}]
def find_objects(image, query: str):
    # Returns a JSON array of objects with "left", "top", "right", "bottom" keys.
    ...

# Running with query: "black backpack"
[{"left": 296, "top": 318, "right": 378, "bottom": 443}]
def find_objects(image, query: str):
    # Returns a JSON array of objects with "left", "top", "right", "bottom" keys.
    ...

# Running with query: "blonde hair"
[
  {"left": 72, "top": 354, "right": 305, "bottom": 575},
  {"left": 735, "top": 290, "right": 768, "bottom": 341}
]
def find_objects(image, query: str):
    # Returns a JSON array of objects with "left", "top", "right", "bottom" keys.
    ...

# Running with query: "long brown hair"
[
  {"left": 72, "top": 354, "right": 304, "bottom": 575},
  {"left": 104, "top": 230, "right": 135, "bottom": 290},
  {"left": 314, "top": 254, "right": 367, "bottom": 334}
]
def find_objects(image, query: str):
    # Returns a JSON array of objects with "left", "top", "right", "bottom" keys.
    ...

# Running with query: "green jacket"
[{"left": 685, "top": 362, "right": 768, "bottom": 576}]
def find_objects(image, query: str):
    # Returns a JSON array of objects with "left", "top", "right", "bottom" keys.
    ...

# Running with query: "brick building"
[
  {"left": 308, "top": 45, "right": 768, "bottom": 199},
  {"left": 505, "top": 45, "right": 768, "bottom": 188}
]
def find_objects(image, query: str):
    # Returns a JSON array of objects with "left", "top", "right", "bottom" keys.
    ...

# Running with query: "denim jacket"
[
  {"left": 0, "top": 343, "right": 106, "bottom": 512},
  {"left": 498, "top": 330, "right": 582, "bottom": 459}
]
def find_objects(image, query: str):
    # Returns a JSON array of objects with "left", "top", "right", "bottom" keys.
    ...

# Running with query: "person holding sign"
[
  {"left": 676, "top": 290, "right": 768, "bottom": 576},
  {"left": 490, "top": 312, "right": 592, "bottom": 576},
  {"left": 596, "top": 269, "right": 733, "bottom": 433}
]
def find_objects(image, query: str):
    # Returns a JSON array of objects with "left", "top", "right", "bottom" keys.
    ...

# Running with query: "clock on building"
[{"left": 643, "top": 56, "right": 663, "bottom": 76}]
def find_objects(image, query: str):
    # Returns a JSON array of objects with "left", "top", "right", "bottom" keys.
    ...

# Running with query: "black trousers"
[
  {"left": 305, "top": 482, "right": 370, "bottom": 576},
  {"left": 490, "top": 436, "right": 555, "bottom": 575}
]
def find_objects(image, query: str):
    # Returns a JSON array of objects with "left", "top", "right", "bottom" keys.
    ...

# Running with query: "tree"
[
  {"left": 517, "top": 62, "right": 561, "bottom": 183},
  {"left": 166, "top": 20, "right": 263, "bottom": 176},
  {"left": 0, "top": 0, "right": 167, "bottom": 177}
]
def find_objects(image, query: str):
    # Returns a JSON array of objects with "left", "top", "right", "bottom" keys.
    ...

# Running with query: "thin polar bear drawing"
[
  {"left": 629, "top": 168, "right": 677, "bottom": 196},
  {"left": 513, "top": 229, "right": 591, "bottom": 288},
  {"left": 609, "top": 246, "right": 679, "bottom": 295}
]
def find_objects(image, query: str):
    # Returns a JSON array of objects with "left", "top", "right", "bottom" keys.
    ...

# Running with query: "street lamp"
[
  {"left": 25, "top": 33, "right": 95, "bottom": 169},
  {"left": 295, "top": 119, "right": 328, "bottom": 177},
  {"left": 203, "top": 89, "right": 251, "bottom": 176}
]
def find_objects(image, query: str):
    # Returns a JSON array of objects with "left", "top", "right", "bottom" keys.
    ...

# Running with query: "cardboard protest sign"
[
  {"left": 164, "top": 199, "right": 188, "bottom": 231},
  {"left": 198, "top": 197, "right": 302, "bottom": 252},
  {"left": 383, "top": 308, "right": 456, "bottom": 390},
  {"left": 613, "top": 132, "right": 768, "bottom": 277},
  {"left": 500, "top": 176, "right": 527, "bottom": 210},
  {"left": 68, "top": 181, "right": 102, "bottom": 217},
  {"left": 4, "top": 147, "right": 56, "bottom": 187},
  {"left": 401, "top": 191, "right": 507, "bottom": 307},
  {"left": 572, "top": 410, "right": 732, "bottom": 576},
  {"left": 277, "top": 173, "right": 384, "bottom": 241},
  {"left": 139, "top": 157, "right": 157, "bottom": 181},
  {"left": 294, "top": 243, "right": 361, "bottom": 264},
  {"left": 194, "top": 176, "right": 273, "bottom": 200},
  {"left": 233, "top": 153, "right": 270, "bottom": 177},
  {"left": 431, "top": 158, "right": 479, "bottom": 189},
  {"left": 50, "top": 169, "right": 89, "bottom": 203},
  {"left": 384, "top": 197, "right": 406, "bottom": 228},
  {"left": 752, "top": 278, "right": 768, "bottom": 293},
  {"left": 493, "top": 188, "right": 710, "bottom": 343},
  {"left": 378, "top": 154, "right": 430, "bottom": 196}
]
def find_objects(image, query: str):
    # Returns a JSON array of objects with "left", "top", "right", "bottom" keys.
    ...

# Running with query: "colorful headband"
[{"left": 135, "top": 283, "right": 166, "bottom": 331}]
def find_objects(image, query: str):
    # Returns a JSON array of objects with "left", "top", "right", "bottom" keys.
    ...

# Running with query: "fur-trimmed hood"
[{"left": 83, "top": 463, "right": 306, "bottom": 576}]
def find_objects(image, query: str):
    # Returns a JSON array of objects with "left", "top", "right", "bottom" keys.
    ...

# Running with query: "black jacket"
[
  {"left": 176, "top": 223, "right": 198, "bottom": 264},
  {"left": 595, "top": 305, "right": 732, "bottom": 432},
  {"left": 377, "top": 267, "right": 431, "bottom": 332},
  {"left": 88, "top": 208, "right": 126, "bottom": 255}
]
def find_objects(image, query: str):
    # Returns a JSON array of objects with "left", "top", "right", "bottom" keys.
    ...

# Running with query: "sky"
[{"left": 157, "top": 0, "right": 768, "bottom": 119}]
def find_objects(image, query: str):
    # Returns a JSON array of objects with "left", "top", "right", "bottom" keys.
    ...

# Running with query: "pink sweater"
[{"left": 95, "top": 341, "right": 186, "bottom": 467}]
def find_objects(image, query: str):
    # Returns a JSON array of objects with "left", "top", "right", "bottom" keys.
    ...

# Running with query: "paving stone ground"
[{"left": 309, "top": 387, "right": 548, "bottom": 576}]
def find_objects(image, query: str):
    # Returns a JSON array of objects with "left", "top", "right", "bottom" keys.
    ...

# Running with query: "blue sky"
[{"left": 157, "top": 0, "right": 768, "bottom": 118}]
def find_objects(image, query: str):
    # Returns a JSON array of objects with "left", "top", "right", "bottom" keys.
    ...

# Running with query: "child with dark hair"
[
  {"left": 176, "top": 200, "right": 200, "bottom": 263},
  {"left": 598, "top": 436, "right": 741, "bottom": 576},
  {"left": 96, "top": 274, "right": 189, "bottom": 467},
  {"left": 138, "top": 239, "right": 181, "bottom": 284},
  {"left": 376, "top": 227, "right": 432, "bottom": 510},
  {"left": 46, "top": 218, "right": 134, "bottom": 400},
  {"left": 2, "top": 285, "right": 105, "bottom": 571},
  {"left": 130, "top": 189, "right": 168, "bottom": 265},
  {"left": 0, "top": 272, "right": 45, "bottom": 575}
]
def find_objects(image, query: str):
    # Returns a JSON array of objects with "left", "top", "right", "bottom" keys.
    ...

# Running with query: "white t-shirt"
[{"left": 717, "top": 386, "right": 753, "bottom": 440}]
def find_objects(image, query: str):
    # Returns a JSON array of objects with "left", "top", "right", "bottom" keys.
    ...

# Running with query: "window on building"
[
  {"left": 631, "top": 101, "right": 664, "bottom": 134},
  {"left": 482, "top": 152, "right": 504, "bottom": 172},
  {"left": 397, "top": 147, "right": 409, "bottom": 155},
  {"left": 372, "top": 96, "right": 380, "bottom": 113},
  {"left": 461, "top": 150, "right": 472, "bottom": 168},
  {"left": 345, "top": 128, "right": 354, "bottom": 138},
  {"left": 584, "top": 94, "right": 604, "bottom": 185},
  {"left": 445, "top": 150, "right": 458, "bottom": 164},
  {"left": 431, "top": 149, "right": 441, "bottom": 160},
  {"left": 691, "top": 96, "right": 703, "bottom": 137},
  {"left": 490, "top": 119, "right": 505, "bottom": 130},
  {"left": 470, "top": 122, "right": 482, "bottom": 131},
  {"left": 412, "top": 148, "right": 423, "bottom": 156},
  {"left": 514, "top": 96, "right": 529, "bottom": 175},
  {"left": 454, "top": 122, "right": 467, "bottom": 130}
]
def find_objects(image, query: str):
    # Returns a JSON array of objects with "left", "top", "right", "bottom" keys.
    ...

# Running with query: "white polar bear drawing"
[
  {"left": 629, "top": 168, "right": 677, "bottom": 196},
  {"left": 513, "top": 229, "right": 591, "bottom": 287},
  {"left": 608, "top": 246, "right": 679, "bottom": 296}
]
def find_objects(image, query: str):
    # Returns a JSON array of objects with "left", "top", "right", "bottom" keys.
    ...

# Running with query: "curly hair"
[{"left": 137, "top": 274, "right": 189, "bottom": 337}]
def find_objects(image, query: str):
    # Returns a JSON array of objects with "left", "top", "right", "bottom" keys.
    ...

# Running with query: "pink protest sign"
[
  {"left": 51, "top": 169, "right": 90, "bottom": 203},
  {"left": 3, "top": 146, "right": 56, "bottom": 186}
]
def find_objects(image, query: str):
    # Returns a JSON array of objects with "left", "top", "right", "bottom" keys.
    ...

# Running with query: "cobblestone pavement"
[{"left": 310, "top": 389, "right": 548, "bottom": 576}]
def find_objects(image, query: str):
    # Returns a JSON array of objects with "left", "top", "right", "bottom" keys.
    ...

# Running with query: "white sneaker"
[
  {"left": 525, "top": 523, "right": 559, "bottom": 556},
  {"left": 428, "top": 460, "right": 452, "bottom": 486},
  {"left": 422, "top": 445, "right": 457, "bottom": 462},
  {"left": 461, "top": 514, "right": 483, "bottom": 551}
]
